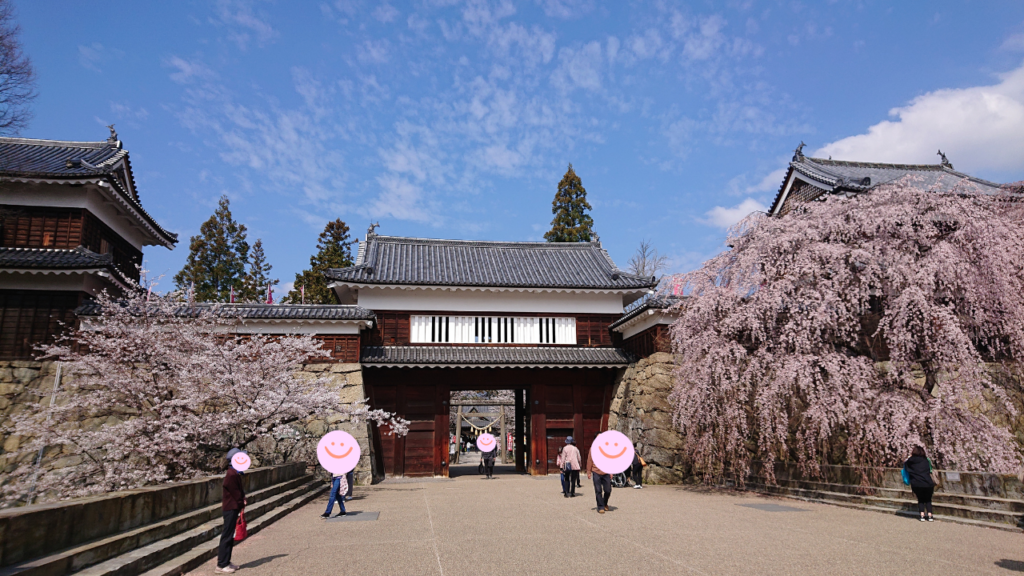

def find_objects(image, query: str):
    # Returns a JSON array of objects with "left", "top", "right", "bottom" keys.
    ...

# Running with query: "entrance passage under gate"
[{"left": 364, "top": 366, "right": 616, "bottom": 478}]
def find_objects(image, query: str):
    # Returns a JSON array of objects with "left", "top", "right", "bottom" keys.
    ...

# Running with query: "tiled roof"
[
  {"left": 328, "top": 234, "right": 656, "bottom": 290},
  {"left": 360, "top": 345, "right": 634, "bottom": 367},
  {"left": 75, "top": 302, "right": 375, "bottom": 321},
  {"left": 769, "top": 152, "right": 1007, "bottom": 215},
  {"left": 0, "top": 136, "right": 178, "bottom": 247},
  {"left": 0, "top": 246, "right": 115, "bottom": 270},
  {"left": 609, "top": 295, "right": 681, "bottom": 331}
]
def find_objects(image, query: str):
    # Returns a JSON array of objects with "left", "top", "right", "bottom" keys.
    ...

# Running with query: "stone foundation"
[
  {"left": 0, "top": 361, "right": 376, "bottom": 504},
  {"left": 608, "top": 352, "right": 689, "bottom": 484}
]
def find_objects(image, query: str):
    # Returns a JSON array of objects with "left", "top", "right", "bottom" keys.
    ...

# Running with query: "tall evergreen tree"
[
  {"left": 239, "top": 239, "right": 278, "bottom": 303},
  {"left": 544, "top": 164, "right": 595, "bottom": 242},
  {"left": 285, "top": 219, "right": 354, "bottom": 304},
  {"left": 173, "top": 196, "right": 249, "bottom": 302}
]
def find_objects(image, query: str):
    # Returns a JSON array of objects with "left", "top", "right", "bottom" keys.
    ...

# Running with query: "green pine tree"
[
  {"left": 285, "top": 219, "right": 354, "bottom": 304},
  {"left": 173, "top": 196, "right": 249, "bottom": 302},
  {"left": 239, "top": 239, "right": 279, "bottom": 303},
  {"left": 544, "top": 164, "right": 595, "bottom": 242}
]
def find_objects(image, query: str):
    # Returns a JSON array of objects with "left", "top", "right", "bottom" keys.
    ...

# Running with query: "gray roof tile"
[
  {"left": 0, "top": 136, "right": 178, "bottom": 246},
  {"left": 75, "top": 302, "right": 375, "bottom": 321},
  {"left": 0, "top": 246, "right": 115, "bottom": 270},
  {"left": 609, "top": 294, "right": 681, "bottom": 331},
  {"left": 328, "top": 234, "right": 656, "bottom": 290},
  {"left": 360, "top": 345, "right": 634, "bottom": 366},
  {"left": 769, "top": 153, "right": 1008, "bottom": 215}
]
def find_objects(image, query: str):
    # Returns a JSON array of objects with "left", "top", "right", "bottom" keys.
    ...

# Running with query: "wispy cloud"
[{"left": 215, "top": 0, "right": 279, "bottom": 50}]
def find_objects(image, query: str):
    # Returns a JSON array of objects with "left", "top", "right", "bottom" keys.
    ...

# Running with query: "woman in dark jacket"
[{"left": 904, "top": 446, "right": 936, "bottom": 522}]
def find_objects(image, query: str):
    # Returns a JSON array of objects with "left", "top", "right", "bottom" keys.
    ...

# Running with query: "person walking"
[
  {"left": 904, "top": 446, "right": 937, "bottom": 522},
  {"left": 557, "top": 446, "right": 568, "bottom": 497},
  {"left": 585, "top": 445, "right": 613, "bottom": 514},
  {"left": 562, "top": 437, "right": 582, "bottom": 497},
  {"left": 217, "top": 449, "right": 246, "bottom": 573},
  {"left": 571, "top": 439, "right": 583, "bottom": 489},
  {"left": 345, "top": 470, "right": 355, "bottom": 501},
  {"left": 480, "top": 446, "right": 496, "bottom": 479},
  {"left": 321, "top": 471, "right": 348, "bottom": 518},
  {"left": 631, "top": 452, "right": 646, "bottom": 489}
]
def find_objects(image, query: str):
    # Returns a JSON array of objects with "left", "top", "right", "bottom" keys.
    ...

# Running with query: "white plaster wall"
[
  {"left": 618, "top": 311, "right": 676, "bottom": 340},
  {"left": 353, "top": 286, "right": 629, "bottom": 314},
  {"left": 2, "top": 181, "right": 161, "bottom": 249}
]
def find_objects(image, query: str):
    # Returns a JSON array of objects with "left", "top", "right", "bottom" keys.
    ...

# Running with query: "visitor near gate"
[
  {"left": 562, "top": 437, "right": 582, "bottom": 497},
  {"left": 478, "top": 433, "right": 497, "bottom": 478},
  {"left": 586, "top": 449, "right": 612, "bottom": 514},
  {"left": 217, "top": 448, "right": 247, "bottom": 573},
  {"left": 904, "top": 446, "right": 937, "bottom": 522},
  {"left": 321, "top": 472, "right": 348, "bottom": 518},
  {"left": 632, "top": 452, "right": 646, "bottom": 489}
]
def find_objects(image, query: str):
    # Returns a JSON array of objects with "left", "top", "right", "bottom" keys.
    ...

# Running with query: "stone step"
[
  {"left": 753, "top": 476, "right": 1024, "bottom": 513},
  {"left": 138, "top": 482, "right": 329, "bottom": 576},
  {"left": 749, "top": 483, "right": 1024, "bottom": 531},
  {"left": 0, "top": 475, "right": 315, "bottom": 576},
  {"left": 74, "top": 480, "right": 326, "bottom": 576}
]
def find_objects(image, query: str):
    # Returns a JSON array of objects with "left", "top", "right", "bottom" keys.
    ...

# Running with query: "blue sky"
[{"left": 13, "top": 1, "right": 1024, "bottom": 292}]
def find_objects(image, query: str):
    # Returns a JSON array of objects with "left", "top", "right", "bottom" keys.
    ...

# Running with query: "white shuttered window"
[{"left": 409, "top": 316, "right": 577, "bottom": 344}]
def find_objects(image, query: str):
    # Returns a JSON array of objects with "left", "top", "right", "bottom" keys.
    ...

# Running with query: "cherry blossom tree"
[
  {"left": 3, "top": 278, "right": 407, "bottom": 504},
  {"left": 666, "top": 178, "right": 1024, "bottom": 485}
]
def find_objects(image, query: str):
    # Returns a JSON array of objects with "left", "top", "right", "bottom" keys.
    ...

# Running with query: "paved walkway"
[{"left": 190, "top": 471, "right": 1024, "bottom": 576}]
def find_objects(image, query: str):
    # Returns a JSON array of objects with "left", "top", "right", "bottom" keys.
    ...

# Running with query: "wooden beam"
[
  {"left": 449, "top": 399, "right": 515, "bottom": 406},
  {"left": 499, "top": 407, "right": 507, "bottom": 464}
]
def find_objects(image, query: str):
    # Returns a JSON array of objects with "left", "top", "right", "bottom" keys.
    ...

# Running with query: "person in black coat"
[
  {"left": 904, "top": 445, "right": 936, "bottom": 522},
  {"left": 218, "top": 448, "right": 247, "bottom": 572}
]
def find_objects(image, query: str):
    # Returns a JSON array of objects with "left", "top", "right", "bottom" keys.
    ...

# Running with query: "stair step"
[
  {"left": 0, "top": 476, "right": 316, "bottom": 576},
  {"left": 749, "top": 483, "right": 1024, "bottom": 531},
  {"left": 754, "top": 477, "right": 1024, "bottom": 512},
  {"left": 138, "top": 482, "right": 329, "bottom": 576},
  {"left": 72, "top": 480, "right": 326, "bottom": 576}
]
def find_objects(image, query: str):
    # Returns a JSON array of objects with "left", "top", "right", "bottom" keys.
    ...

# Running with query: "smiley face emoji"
[
  {"left": 231, "top": 451, "right": 251, "bottom": 472},
  {"left": 316, "top": 430, "right": 361, "bottom": 475},
  {"left": 589, "top": 430, "right": 635, "bottom": 475},
  {"left": 476, "top": 433, "right": 497, "bottom": 453}
]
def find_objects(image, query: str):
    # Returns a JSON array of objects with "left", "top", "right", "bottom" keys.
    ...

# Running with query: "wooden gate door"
[{"left": 366, "top": 376, "right": 449, "bottom": 478}]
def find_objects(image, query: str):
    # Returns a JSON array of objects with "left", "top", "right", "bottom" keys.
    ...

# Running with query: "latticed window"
[{"left": 409, "top": 316, "right": 576, "bottom": 344}]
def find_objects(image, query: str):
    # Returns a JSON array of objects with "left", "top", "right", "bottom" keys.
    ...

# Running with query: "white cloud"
[
  {"left": 110, "top": 102, "right": 150, "bottom": 121},
  {"left": 536, "top": 0, "right": 593, "bottom": 19},
  {"left": 552, "top": 41, "right": 603, "bottom": 91},
  {"left": 216, "top": 0, "right": 278, "bottom": 50},
  {"left": 357, "top": 39, "right": 391, "bottom": 64},
  {"left": 816, "top": 63, "right": 1024, "bottom": 173},
  {"left": 1003, "top": 32, "right": 1024, "bottom": 52},
  {"left": 367, "top": 175, "right": 433, "bottom": 222},
  {"left": 165, "top": 56, "right": 216, "bottom": 84},
  {"left": 78, "top": 43, "right": 123, "bottom": 72},
  {"left": 681, "top": 15, "right": 726, "bottom": 61},
  {"left": 703, "top": 198, "right": 768, "bottom": 229},
  {"left": 373, "top": 3, "right": 399, "bottom": 23},
  {"left": 488, "top": 23, "right": 556, "bottom": 67}
]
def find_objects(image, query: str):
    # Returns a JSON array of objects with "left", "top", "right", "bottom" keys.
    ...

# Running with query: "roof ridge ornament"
[
  {"left": 937, "top": 149, "right": 953, "bottom": 170},
  {"left": 106, "top": 124, "right": 122, "bottom": 149},
  {"left": 367, "top": 221, "right": 380, "bottom": 237},
  {"left": 793, "top": 141, "right": 806, "bottom": 162}
]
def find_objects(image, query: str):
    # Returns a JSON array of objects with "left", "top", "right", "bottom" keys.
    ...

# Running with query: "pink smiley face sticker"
[
  {"left": 316, "top": 430, "right": 361, "bottom": 475},
  {"left": 231, "top": 451, "right": 251, "bottom": 472},
  {"left": 476, "top": 433, "right": 497, "bottom": 453},
  {"left": 589, "top": 430, "right": 635, "bottom": 475}
]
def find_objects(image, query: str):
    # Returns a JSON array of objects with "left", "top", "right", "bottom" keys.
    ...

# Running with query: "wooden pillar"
[
  {"left": 499, "top": 406, "right": 507, "bottom": 464},
  {"left": 434, "top": 381, "right": 450, "bottom": 477},
  {"left": 515, "top": 388, "right": 525, "bottom": 473},
  {"left": 454, "top": 405, "right": 463, "bottom": 465},
  {"left": 530, "top": 382, "right": 547, "bottom": 475}
]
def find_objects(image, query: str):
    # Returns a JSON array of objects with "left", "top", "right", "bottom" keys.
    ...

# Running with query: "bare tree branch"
[{"left": 0, "top": 0, "right": 36, "bottom": 135}]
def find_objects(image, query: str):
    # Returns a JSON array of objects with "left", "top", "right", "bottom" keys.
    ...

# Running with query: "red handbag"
[{"left": 234, "top": 509, "right": 248, "bottom": 541}]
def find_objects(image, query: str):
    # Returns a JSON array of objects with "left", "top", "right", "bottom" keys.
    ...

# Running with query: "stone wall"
[
  {"left": 0, "top": 361, "right": 376, "bottom": 504},
  {"left": 608, "top": 352, "right": 690, "bottom": 484}
]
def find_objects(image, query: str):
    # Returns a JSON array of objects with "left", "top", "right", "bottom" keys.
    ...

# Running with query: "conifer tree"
[
  {"left": 544, "top": 164, "right": 595, "bottom": 242},
  {"left": 239, "top": 239, "right": 278, "bottom": 303},
  {"left": 173, "top": 196, "right": 249, "bottom": 302},
  {"left": 285, "top": 219, "right": 354, "bottom": 304}
]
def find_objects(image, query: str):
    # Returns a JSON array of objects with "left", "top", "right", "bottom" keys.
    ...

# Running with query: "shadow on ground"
[{"left": 997, "top": 559, "right": 1024, "bottom": 572}]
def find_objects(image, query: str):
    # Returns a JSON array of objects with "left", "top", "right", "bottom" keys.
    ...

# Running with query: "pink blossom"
[{"left": 666, "top": 178, "right": 1024, "bottom": 485}]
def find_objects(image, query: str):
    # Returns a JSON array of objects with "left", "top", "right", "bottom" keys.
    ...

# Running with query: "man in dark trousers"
[
  {"left": 217, "top": 448, "right": 246, "bottom": 573},
  {"left": 585, "top": 447, "right": 612, "bottom": 514}
]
